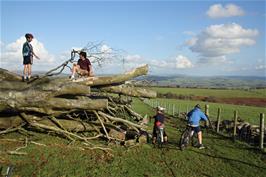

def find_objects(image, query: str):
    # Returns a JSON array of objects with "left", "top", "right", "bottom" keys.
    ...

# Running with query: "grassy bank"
[{"left": 0, "top": 99, "right": 266, "bottom": 176}]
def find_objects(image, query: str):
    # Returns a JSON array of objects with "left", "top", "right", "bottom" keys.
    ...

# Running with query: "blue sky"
[{"left": 0, "top": 0, "right": 265, "bottom": 76}]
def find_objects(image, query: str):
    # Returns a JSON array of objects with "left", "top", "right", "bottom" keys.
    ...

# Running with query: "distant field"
[
  {"left": 147, "top": 98, "right": 266, "bottom": 125},
  {"left": 150, "top": 87, "right": 266, "bottom": 98}
]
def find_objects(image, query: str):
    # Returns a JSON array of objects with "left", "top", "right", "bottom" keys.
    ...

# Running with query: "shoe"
[
  {"left": 198, "top": 144, "right": 205, "bottom": 149},
  {"left": 22, "top": 76, "right": 25, "bottom": 82},
  {"left": 69, "top": 75, "right": 75, "bottom": 80},
  {"left": 26, "top": 77, "right": 29, "bottom": 81}
]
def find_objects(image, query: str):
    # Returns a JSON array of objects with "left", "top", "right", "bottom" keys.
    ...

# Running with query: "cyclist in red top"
[
  {"left": 152, "top": 106, "right": 168, "bottom": 144},
  {"left": 70, "top": 51, "right": 93, "bottom": 80}
]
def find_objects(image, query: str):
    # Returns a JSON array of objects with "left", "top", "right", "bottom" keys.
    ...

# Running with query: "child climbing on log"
[{"left": 70, "top": 51, "right": 93, "bottom": 80}]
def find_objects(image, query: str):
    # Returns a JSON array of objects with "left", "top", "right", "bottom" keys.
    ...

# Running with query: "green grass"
[
  {"left": 148, "top": 98, "right": 266, "bottom": 125},
  {"left": 150, "top": 87, "right": 266, "bottom": 98},
  {"left": 1, "top": 99, "right": 266, "bottom": 176}
]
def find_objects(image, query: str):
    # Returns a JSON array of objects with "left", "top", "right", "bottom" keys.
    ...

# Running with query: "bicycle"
[
  {"left": 154, "top": 126, "right": 164, "bottom": 148},
  {"left": 179, "top": 125, "right": 198, "bottom": 151},
  {"left": 179, "top": 115, "right": 212, "bottom": 151}
]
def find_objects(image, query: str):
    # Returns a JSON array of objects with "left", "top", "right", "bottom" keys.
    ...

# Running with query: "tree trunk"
[
  {"left": 73, "top": 64, "right": 148, "bottom": 86},
  {"left": 99, "top": 85, "right": 156, "bottom": 98}
]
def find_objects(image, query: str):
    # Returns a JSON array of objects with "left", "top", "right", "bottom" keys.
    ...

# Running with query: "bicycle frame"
[
  {"left": 179, "top": 125, "right": 197, "bottom": 150},
  {"left": 155, "top": 126, "right": 164, "bottom": 148}
]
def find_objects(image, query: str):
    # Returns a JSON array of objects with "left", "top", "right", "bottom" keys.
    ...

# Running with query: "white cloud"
[
  {"left": 207, "top": 4, "right": 245, "bottom": 18},
  {"left": 125, "top": 54, "right": 142, "bottom": 63},
  {"left": 150, "top": 59, "right": 170, "bottom": 68},
  {"left": 205, "top": 23, "right": 258, "bottom": 38},
  {"left": 187, "top": 23, "right": 258, "bottom": 58},
  {"left": 175, "top": 55, "right": 194, "bottom": 68},
  {"left": 197, "top": 56, "right": 233, "bottom": 65},
  {"left": 100, "top": 44, "right": 112, "bottom": 53},
  {"left": 0, "top": 41, "right": 4, "bottom": 47},
  {"left": 255, "top": 65, "right": 266, "bottom": 70},
  {"left": 149, "top": 55, "right": 194, "bottom": 69},
  {"left": 0, "top": 36, "right": 55, "bottom": 71},
  {"left": 185, "top": 37, "right": 197, "bottom": 46},
  {"left": 183, "top": 31, "right": 196, "bottom": 36}
]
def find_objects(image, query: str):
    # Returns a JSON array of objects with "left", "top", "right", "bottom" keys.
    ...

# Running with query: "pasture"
[
  {"left": 150, "top": 87, "right": 266, "bottom": 98},
  {"left": 1, "top": 98, "right": 265, "bottom": 177}
]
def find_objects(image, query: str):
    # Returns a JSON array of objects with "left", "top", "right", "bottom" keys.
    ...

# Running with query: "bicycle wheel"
[
  {"left": 179, "top": 128, "right": 191, "bottom": 151},
  {"left": 156, "top": 130, "right": 161, "bottom": 148}
]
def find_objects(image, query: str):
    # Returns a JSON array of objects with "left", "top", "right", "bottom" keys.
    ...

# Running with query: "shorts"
[
  {"left": 191, "top": 126, "right": 201, "bottom": 134},
  {"left": 74, "top": 64, "right": 89, "bottom": 76},
  {"left": 23, "top": 56, "right": 32, "bottom": 65},
  {"left": 77, "top": 68, "right": 89, "bottom": 76},
  {"left": 152, "top": 125, "right": 167, "bottom": 137}
]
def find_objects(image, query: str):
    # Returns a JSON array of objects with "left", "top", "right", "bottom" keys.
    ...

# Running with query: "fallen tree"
[{"left": 0, "top": 65, "right": 155, "bottom": 151}]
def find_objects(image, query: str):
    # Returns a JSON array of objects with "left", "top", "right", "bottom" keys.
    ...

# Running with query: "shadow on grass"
[{"left": 189, "top": 149, "right": 266, "bottom": 170}]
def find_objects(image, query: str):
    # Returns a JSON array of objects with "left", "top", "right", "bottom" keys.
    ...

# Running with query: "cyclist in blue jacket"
[{"left": 187, "top": 104, "right": 208, "bottom": 149}]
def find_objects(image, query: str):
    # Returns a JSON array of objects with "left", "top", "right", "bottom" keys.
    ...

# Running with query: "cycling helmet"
[
  {"left": 156, "top": 106, "right": 165, "bottom": 112},
  {"left": 195, "top": 104, "right": 201, "bottom": 109}
]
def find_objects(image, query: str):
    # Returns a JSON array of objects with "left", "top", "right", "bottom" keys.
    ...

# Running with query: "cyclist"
[
  {"left": 152, "top": 106, "right": 168, "bottom": 144},
  {"left": 187, "top": 104, "right": 208, "bottom": 149}
]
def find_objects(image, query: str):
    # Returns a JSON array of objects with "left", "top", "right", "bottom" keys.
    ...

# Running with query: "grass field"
[
  {"left": 147, "top": 98, "right": 266, "bottom": 125},
  {"left": 1, "top": 99, "right": 266, "bottom": 177},
  {"left": 150, "top": 87, "right": 266, "bottom": 98}
]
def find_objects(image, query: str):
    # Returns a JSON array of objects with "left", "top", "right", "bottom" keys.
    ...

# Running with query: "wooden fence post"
[
  {"left": 233, "top": 110, "right": 238, "bottom": 140},
  {"left": 260, "top": 113, "right": 264, "bottom": 151},
  {"left": 177, "top": 106, "right": 180, "bottom": 117},
  {"left": 216, "top": 108, "right": 221, "bottom": 133},
  {"left": 205, "top": 104, "right": 209, "bottom": 117},
  {"left": 172, "top": 104, "right": 175, "bottom": 116}
]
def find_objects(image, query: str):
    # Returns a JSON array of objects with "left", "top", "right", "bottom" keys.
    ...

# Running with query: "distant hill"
[
  {"left": 6, "top": 69, "right": 266, "bottom": 89},
  {"left": 135, "top": 75, "right": 266, "bottom": 89}
]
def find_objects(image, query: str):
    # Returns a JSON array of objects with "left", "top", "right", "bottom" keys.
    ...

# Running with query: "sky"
[{"left": 0, "top": 0, "right": 265, "bottom": 76}]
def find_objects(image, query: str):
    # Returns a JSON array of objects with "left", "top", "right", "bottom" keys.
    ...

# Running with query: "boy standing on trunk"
[{"left": 22, "top": 33, "right": 40, "bottom": 81}]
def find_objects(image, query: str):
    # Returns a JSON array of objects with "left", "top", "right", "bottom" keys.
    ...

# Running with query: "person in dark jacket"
[
  {"left": 70, "top": 51, "right": 93, "bottom": 80},
  {"left": 187, "top": 104, "right": 208, "bottom": 149},
  {"left": 152, "top": 106, "right": 168, "bottom": 144},
  {"left": 22, "top": 33, "right": 40, "bottom": 81}
]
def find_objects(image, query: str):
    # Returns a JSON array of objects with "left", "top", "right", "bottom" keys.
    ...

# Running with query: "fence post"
[
  {"left": 216, "top": 108, "right": 221, "bottom": 133},
  {"left": 177, "top": 106, "right": 180, "bottom": 118},
  {"left": 172, "top": 104, "right": 175, "bottom": 116},
  {"left": 233, "top": 110, "right": 238, "bottom": 140},
  {"left": 205, "top": 104, "right": 209, "bottom": 117},
  {"left": 260, "top": 113, "right": 264, "bottom": 151}
]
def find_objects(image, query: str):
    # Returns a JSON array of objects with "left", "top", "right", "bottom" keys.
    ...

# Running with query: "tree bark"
[
  {"left": 73, "top": 64, "right": 148, "bottom": 86},
  {"left": 99, "top": 85, "right": 156, "bottom": 98}
]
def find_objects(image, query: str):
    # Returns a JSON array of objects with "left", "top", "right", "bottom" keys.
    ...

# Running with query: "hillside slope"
[{"left": 0, "top": 99, "right": 265, "bottom": 176}]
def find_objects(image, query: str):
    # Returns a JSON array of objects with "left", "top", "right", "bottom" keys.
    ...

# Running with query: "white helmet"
[{"left": 156, "top": 106, "right": 165, "bottom": 112}]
